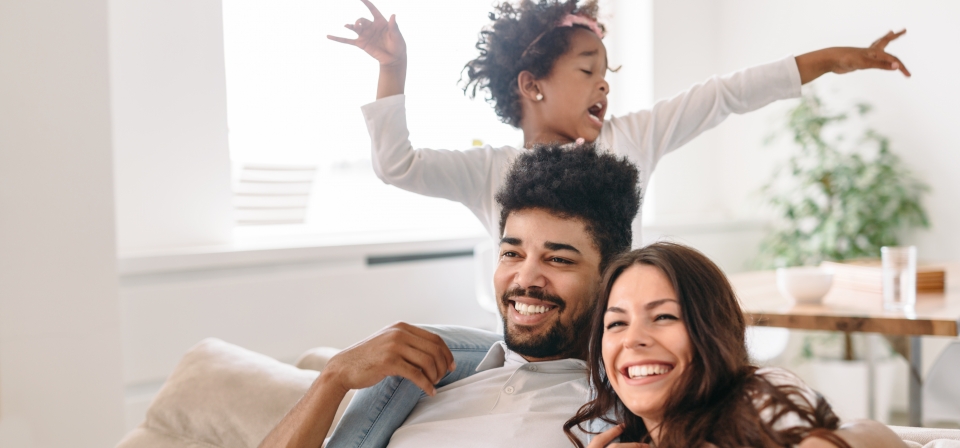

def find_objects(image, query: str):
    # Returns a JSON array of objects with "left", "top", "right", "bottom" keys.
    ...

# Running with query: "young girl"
[
  {"left": 330, "top": 0, "right": 909, "bottom": 242},
  {"left": 563, "top": 242, "right": 904, "bottom": 448}
]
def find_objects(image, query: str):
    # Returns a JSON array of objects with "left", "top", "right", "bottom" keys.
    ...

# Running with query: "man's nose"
[{"left": 515, "top": 258, "right": 547, "bottom": 289}]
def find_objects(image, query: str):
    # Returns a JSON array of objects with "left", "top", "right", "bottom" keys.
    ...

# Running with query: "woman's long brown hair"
[{"left": 563, "top": 242, "right": 851, "bottom": 448}]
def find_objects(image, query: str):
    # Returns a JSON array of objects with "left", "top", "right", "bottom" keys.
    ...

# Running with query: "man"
[{"left": 260, "top": 145, "right": 905, "bottom": 448}]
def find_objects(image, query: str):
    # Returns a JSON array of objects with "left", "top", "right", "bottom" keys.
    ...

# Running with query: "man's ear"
[{"left": 517, "top": 71, "right": 541, "bottom": 102}]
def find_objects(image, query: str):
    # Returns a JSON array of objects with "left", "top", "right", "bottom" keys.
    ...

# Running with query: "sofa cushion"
[{"left": 116, "top": 338, "right": 319, "bottom": 448}]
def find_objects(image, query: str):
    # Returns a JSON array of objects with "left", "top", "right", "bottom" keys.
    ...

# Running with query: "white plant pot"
[{"left": 805, "top": 358, "right": 897, "bottom": 423}]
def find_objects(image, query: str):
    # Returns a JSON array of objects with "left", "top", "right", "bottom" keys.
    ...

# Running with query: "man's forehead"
[{"left": 501, "top": 209, "right": 593, "bottom": 250}]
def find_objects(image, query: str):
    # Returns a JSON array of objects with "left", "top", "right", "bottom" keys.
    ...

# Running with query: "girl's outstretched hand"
[
  {"left": 327, "top": 0, "right": 406, "bottom": 67},
  {"left": 796, "top": 30, "right": 911, "bottom": 84},
  {"left": 586, "top": 425, "right": 650, "bottom": 448}
]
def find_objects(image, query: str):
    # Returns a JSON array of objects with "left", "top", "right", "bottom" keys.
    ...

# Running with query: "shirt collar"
[{"left": 475, "top": 341, "right": 588, "bottom": 373}]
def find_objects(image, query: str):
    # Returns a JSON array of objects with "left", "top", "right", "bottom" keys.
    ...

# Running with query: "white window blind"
[{"left": 222, "top": 0, "right": 523, "bottom": 240}]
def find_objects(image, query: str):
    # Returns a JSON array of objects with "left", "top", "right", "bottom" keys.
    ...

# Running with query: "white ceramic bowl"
[{"left": 776, "top": 267, "right": 834, "bottom": 304}]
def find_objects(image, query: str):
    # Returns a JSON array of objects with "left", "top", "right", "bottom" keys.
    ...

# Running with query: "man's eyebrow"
[
  {"left": 544, "top": 242, "right": 581, "bottom": 254},
  {"left": 645, "top": 298, "right": 679, "bottom": 310},
  {"left": 500, "top": 237, "right": 521, "bottom": 246}
]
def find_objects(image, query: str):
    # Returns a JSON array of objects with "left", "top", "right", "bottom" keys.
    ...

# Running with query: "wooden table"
[{"left": 730, "top": 264, "right": 960, "bottom": 427}]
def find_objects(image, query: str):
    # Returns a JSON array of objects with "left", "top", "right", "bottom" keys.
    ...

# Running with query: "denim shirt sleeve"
[{"left": 325, "top": 325, "right": 502, "bottom": 448}]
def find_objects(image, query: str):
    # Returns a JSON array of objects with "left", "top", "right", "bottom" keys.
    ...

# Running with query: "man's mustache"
[{"left": 501, "top": 287, "right": 566, "bottom": 311}]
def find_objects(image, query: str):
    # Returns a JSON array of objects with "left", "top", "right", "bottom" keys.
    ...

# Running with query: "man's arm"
[
  {"left": 258, "top": 323, "right": 455, "bottom": 448},
  {"left": 796, "top": 30, "right": 910, "bottom": 85},
  {"left": 799, "top": 420, "right": 908, "bottom": 448}
]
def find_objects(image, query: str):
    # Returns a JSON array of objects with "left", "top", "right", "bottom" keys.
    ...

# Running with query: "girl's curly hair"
[{"left": 461, "top": 0, "right": 604, "bottom": 128}]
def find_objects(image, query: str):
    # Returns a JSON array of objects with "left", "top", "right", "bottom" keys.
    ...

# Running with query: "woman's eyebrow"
[
  {"left": 645, "top": 298, "right": 679, "bottom": 310},
  {"left": 605, "top": 306, "right": 626, "bottom": 314}
]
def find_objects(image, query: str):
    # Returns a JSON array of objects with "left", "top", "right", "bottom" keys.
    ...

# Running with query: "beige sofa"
[{"left": 116, "top": 338, "right": 960, "bottom": 448}]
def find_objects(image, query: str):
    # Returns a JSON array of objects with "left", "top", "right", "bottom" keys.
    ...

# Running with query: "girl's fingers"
[
  {"left": 360, "top": 0, "right": 386, "bottom": 22},
  {"left": 327, "top": 35, "right": 357, "bottom": 45},
  {"left": 587, "top": 425, "right": 625, "bottom": 448},
  {"left": 891, "top": 55, "right": 911, "bottom": 77}
]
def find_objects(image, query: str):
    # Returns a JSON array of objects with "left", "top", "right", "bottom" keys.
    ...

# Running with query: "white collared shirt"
[{"left": 385, "top": 342, "right": 590, "bottom": 447}]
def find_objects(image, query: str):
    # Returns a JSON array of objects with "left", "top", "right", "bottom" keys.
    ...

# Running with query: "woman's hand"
[
  {"left": 796, "top": 30, "right": 911, "bottom": 84},
  {"left": 327, "top": 0, "right": 406, "bottom": 68},
  {"left": 587, "top": 425, "right": 650, "bottom": 448}
]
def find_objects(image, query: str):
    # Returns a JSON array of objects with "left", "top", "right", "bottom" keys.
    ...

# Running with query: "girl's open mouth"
[{"left": 587, "top": 102, "right": 604, "bottom": 127}]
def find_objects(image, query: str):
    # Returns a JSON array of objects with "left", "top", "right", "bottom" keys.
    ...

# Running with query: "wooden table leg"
[{"left": 909, "top": 336, "right": 923, "bottom": 427}]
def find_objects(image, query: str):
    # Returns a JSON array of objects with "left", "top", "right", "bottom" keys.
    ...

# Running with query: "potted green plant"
[
  {"left": 756, "top": 92, "right": 930, "bottom": 422},
  {"left": 756, "top": 92, "right": 929, "bottom": 269}
]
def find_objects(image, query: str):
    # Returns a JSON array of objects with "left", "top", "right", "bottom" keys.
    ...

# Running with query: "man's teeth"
[
  {"left": 627, "top": 364, "right": 673, "bottom": 379},
  {"left": 514, "top": 302, "right": 550, "bottom": 316}
]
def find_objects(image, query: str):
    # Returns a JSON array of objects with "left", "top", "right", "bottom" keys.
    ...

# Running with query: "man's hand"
[
  {"left": 796, "top": 30, "right": 911, "bottom": 84},
  {"left": 322, "top": 322, "right": 456, "bottom": 396},
  {"left": 327, "top": 0, "right": 406, "bottom": 68}
]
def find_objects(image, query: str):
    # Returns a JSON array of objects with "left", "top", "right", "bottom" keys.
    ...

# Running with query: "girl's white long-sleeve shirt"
[{"left": 361, "top": 55, "right": 802, "bottom": 243}]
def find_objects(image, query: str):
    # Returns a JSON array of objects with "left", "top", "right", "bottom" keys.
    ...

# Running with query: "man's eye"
[
  {"left": 550, "top": 257, "right": 572, "bottom": 264},
  {"left": 501, "top": 251, "right": 519, "bottom": 258}
]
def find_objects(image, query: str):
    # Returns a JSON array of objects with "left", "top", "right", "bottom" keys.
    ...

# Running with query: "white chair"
[{"left": 923, "top": 340, "right": 960, "bottom": 427}]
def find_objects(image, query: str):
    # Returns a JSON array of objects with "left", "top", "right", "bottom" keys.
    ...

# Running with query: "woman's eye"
[
  {"left": 654, "top": 314, "right": 679, "bottom": 322},
  {"left": 605, "top": 321, "right": 625, "bottom": 330}
]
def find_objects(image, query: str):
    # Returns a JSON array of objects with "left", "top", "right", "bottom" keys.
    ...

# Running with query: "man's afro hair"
[
  {"left": 496, "top": 144, "right": 641, "bottom": 270},
  {"left": 461, "top": 0, "right": 604, "bottom": 128}
]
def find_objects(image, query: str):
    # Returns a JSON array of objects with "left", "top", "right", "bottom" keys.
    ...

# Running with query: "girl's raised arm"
[
  {"left": 328, "top": 0, "right": 407, "bottom": 99},
  {"left": 796, "top": 30, "right": 910, "bottom": 84}
]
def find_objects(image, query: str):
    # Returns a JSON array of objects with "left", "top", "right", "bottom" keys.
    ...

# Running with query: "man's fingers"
[
  {"left": 327, "top": 35, "right": 357, "bottom": 45},
  {"left": 398, "top": 324, "right": 456, "bottom": 372},
  {"left": 397, "top": 344, "right": 443, "bottom": 383},
  {"left": 396, "top": 360, "right": 438, "bottom": 396},
  {"left": 360, "top": 0, "right": 386, "bottom": 22}
]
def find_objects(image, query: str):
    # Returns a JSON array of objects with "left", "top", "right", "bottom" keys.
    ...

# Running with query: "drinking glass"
[{"left": 881, "top": 246, "right": 917, "bottom": 311}]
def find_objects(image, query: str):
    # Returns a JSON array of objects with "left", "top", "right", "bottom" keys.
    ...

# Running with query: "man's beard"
[{"left": 500, "top": 287, "right": 592, "bottom": 360}]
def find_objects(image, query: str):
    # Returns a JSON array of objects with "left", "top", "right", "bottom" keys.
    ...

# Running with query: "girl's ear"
[{"left": 517, "top": 71, "right": 541, "bottom": 102}]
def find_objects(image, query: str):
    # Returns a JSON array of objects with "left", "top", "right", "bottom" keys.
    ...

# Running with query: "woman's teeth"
[
  {"left": 514, "top": 302, "right": 550, "bottom": 316},
  {"left": 627, "top": 364, "right": 673, "bottom": 379}
]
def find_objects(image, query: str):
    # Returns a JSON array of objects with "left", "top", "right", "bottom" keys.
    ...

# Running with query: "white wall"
[
  {"left": 651, "top": 0, "right": 960, "bottom": 262},
  {"left": 0, "top": 0, "right": 126, "bottom": 445},
  {"left": 110, "top": 0, "right": 234, "bottom": 255}
]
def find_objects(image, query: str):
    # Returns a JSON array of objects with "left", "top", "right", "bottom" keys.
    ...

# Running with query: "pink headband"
[
  {"left": 557, "top": 13, "right": 604, "bottom": 39},
  {"left": 519, "top": 13, "right": 604, "bottom": 59}
]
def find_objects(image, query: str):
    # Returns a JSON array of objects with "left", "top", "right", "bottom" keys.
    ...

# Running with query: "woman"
[{"left": 564, "top": 242, "right": 857, "bottom": 447}]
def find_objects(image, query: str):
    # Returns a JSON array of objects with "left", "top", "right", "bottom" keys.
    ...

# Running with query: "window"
[{"left": 222, "top": 0, "right": 524, "bottom": 241}]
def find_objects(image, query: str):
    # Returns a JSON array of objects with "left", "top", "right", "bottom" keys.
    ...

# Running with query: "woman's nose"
[{"left": 624, "top": 325, "right": 652, "bottom": 349}]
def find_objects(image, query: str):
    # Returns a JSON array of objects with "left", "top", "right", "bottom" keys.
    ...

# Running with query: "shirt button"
[
  {"left": 504, "top": 386, "right": 515, "bottom": 394},
  {"left": 527, "top": 365, "right": 538, "bottom": 372}
]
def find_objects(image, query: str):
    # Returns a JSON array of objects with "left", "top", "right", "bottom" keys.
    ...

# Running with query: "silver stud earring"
[{"left": 535, "top": 93, "right": 543, "bottom": 101}]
